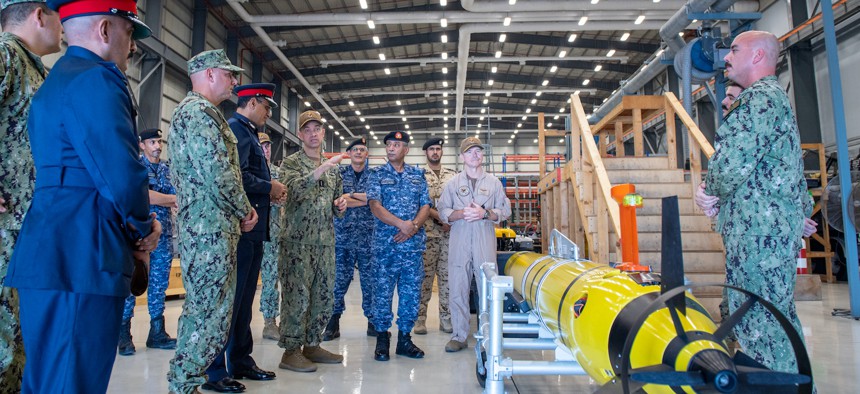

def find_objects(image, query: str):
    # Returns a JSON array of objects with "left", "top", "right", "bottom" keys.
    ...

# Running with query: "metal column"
[
  {"left": 136, "top": 0, "right": 164, "bottom": 132},
  {"left": 821, "top": 1, "right": 860, "bottom": 317}
]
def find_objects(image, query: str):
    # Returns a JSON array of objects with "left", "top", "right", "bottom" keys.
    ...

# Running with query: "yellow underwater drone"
[{"left": 475, "top": 196, "right": 813, "bottom": 393}]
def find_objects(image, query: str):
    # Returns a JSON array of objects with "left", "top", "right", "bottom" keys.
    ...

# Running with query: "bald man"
[{"left": 694, "top": 31, "right": 815, "bottom": 375}]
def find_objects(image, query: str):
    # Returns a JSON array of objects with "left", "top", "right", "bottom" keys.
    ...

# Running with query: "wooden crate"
[{"left": 135, "top": 258, "right": 185, "bottom": 306}]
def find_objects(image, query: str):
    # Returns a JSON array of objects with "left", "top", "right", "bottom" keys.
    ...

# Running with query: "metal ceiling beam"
[
  {"left": 262, "top": 31, "right": 659, "bottom": 61},
  {"left": 324, "top": 92, "right": 604, "bottom": 109},
  {"left": 454, "top": 21, "right": 665, "bottom": 132},
  {"left": 318, "top": 56, "right": 630, "bottom": 66}
]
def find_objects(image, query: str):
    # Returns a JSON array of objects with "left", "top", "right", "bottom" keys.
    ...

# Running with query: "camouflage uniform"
[
  {"left": 418, "top": 166, "right": 457, "bottom": 323},
  {"left": 332, "top": 164, "right": 374, "bottom": 318},
  {"left": 705, "top": 75, "right": 813, "bottom": 374},
  {"left": 278, "top": 150, "right": 343, "bottom": 351},
  {"left": 260, "top": 163, "right": 284, "bottom": 320},
  {"left": 367, "top": 162, "right": 431, "bottom": 333},
  {"left": 122, "top": 155, "right": 175, "bottom": 320},
  {"left": 0, "top": 30, "right": 47, "bottom": 392},
  {"left": 166, "top": 90, "right": 251, "bottom": 394}
]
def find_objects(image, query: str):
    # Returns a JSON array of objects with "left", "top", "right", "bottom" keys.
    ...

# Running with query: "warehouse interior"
[{"left": 13, "top": 0, "right": 859, "bottom": 392}]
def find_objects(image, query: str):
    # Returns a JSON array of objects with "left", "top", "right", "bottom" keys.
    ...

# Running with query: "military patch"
[
  {"left": 202, "top": 107, "right": 226, "bottom": 125},
  {"left": 478, "top": 188, "right": 489, "bottom": 195},
  {"left": 411, "top": 179, "right": 423, "bottom": 185},
  {"left": 458, "top": 186, "right": 470, "bottom": 196},
  {"left": 381, "top": 178, "right": 396, "bottom": 185}
]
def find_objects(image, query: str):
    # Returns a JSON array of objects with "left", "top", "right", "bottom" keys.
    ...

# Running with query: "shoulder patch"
[
  {"left": 203, "top": 107, "right": 225, "bottom": 125},
  {"left": 726, "top": 95, "right": 745, "bottom": 117}
]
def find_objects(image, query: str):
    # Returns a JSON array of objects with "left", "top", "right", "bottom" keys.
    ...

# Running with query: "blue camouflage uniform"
[
  {"left": 122, "top": 155, "right": 175, "bottom": 320},
  {"left": 367, "top": 162, "right": 430, "bottom": 333},
  {"left": 333, "top": 164, "right": 375, "bottom": 318}
]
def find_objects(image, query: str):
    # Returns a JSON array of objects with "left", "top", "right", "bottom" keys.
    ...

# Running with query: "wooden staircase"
[
  {"left": 537, "top": 93, "right": 725, "bottom": 318},
  {"left": 603, "top": 157, "right": 725, "bottom": 315}
]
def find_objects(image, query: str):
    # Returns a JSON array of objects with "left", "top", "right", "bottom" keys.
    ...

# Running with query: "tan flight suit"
[{"left": 437, "top": 171, "right": 511, "bottom": 342}]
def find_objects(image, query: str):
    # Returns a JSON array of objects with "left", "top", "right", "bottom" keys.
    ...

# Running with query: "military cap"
[
  {"left": 48, "top": 0, "right": 151, "bottom": 40},
  {"left": 1, "top": 0, "right": 45, "bottom": 11},
  {"left": 383, "top": 131, "right": 410, "bottom": 144},
  {"left": 258, "top": 132, "right": 271, "bottom": 144},
  {"left": 422, "top": 138, "right": 444, "bottom": 151},
  {"left": 138, "top": 128, "right": 161, "bottom": 141},
  {"left": 460, "top": 136, "right": 483, "bottom": 153},
  {"left": 347, "top": 138, "right": 367, "bottom": 151},
  {"left": 236, "top": 83, "right": 278, "bottom": 108},
  {"left": 299, "top": 110, "right": 323, "bottom": 130},
  {"left": 187, "top": 49, "right": 244, "bottom": 76}
]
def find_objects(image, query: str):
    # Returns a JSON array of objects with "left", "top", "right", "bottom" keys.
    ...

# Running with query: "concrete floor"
[{"left": 107, "top": 281, "right": 860, "bottom": 393}]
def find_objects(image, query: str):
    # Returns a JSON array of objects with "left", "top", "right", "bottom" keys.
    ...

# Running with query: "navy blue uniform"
[
  {"left": 333, "top": 165, "right": 374, "bottom": 318},
  {"left": 367, "top": 163, "right": 430, "bottom": 333},
  {"left": 6, "top": 45, "right": 153, "bottom": 393},
  {"left": 206, "top": 112, "right": 272, "bottom": 382},
  {"left": 122, "top": 155, "right": 175, "bottom": 320}
]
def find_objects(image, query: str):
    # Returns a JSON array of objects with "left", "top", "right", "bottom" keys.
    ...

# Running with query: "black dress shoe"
[
  {"left": 232, "top": 365, "right": 276, "bottom": 381},
  {"left": 201, "top": 377, "right": 245, "bottom": 393}
]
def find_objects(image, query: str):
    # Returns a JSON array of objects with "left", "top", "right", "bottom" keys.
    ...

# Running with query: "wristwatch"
[{"left": 483, "top": 210, "right": 490, "bottom": 220}]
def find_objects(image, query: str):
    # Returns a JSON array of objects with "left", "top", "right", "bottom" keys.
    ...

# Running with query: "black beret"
[
  {"left": 139, "top": 129, "right": 161, "bottom": 141},
  {"left": 422, "top": 138, "right": 444, "bottom": 150},
  {"left": 383, "top": 131, "right": 410, "bottom": 144},
  {"left": 347, "top": 138, "right": 367, "bottom": 151}
]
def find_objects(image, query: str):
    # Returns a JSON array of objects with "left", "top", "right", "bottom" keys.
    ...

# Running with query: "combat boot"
[
  {"left": 395, "top": 331, "right": 424, "bottom": 359},
  {"left": 374, "top": 331, "right": 391, "bottom": 361},
  {"left": 278, "top": 348, "right": 317, "bottom": 372},
  {"left": 439, "top": 317, "right": 453, "bottom": 333},
  {"left": 117, "top": 319, "right": 135, "bottom": 356},
  {"left": 303, "top": 345, "right": 343, "bottom": 364},
  {"left": 146, "top": 315, "right": 177, "bottom": 349},
  {"left": 322, "top": 314, "right": 340, "bottom": 341},
  {"left": 413, "top": 318, "right": 427, "bottom": 335},
  {"left": 262, "top": 318, "right": 279, "bottom": 341},
  {"left": 366, "top": 321, "right": 377, "bottom": 337}
]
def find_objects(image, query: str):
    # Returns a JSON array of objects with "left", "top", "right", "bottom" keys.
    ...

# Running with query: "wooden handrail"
[{"left": 665, "top": 92, "right": 715, "bottom": 159}]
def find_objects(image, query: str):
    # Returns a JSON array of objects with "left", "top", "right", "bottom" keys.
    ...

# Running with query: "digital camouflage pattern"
[
  {"left": 260, "top": 163, "right": 284, "bottom": 320},
  {"left": 122, "top": 156, "right": 176, "bottom": 321},
  {"left": 704, "top": 75, "right": 811, "bottom": 374},
  {"left": 332, "top": 165, "right": 374, "bottom": 317},
  {"left": 0, "top": 230, "right": 24, "bottom": 393},
  {"left": 419, "top": 238, "right": 449, "bottom": 322},
  {"left": 0, "top": 31, "right": 47, "bottom": 393},
  {"left": 278, "top": 150, "right": 342, "bottom": 350},
  {"left": 278, "top": 242, "right": 334, "bottom": 350},
  {"left": 185, "top": 49, "right": 243, "bottom": 76},
  {"left": 418, "top": 165, "right": 456, "bottom": 322},
  {"left": 279, "top": 150, "right": 342, "bottom": 246},
  {"left": 367, "top": 162, "right": 431, "bottom": 333},
  {"left": 166, "top": 91, "right": 250, "bottom": 394}
]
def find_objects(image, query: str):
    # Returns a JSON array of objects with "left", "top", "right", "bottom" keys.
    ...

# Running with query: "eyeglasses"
[{"left": 350, "top": 147, "right": 368, "bottom": 153}]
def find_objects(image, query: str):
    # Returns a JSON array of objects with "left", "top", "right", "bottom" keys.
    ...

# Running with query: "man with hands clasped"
[{"left": 437, "top": 137, "right": 511, "bottom": 353}]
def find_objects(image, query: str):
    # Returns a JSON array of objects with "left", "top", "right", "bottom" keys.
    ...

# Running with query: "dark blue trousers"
[
  {"left": 206, "top": 237, "right": 264, "bottom": 382},
  {"left": 18, "top": 288, "right": 124, "bottom": 394}
]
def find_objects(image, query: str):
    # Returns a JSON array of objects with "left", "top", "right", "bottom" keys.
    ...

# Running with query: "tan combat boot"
[
  {"left": 262, "top": 318, "right": 279, "bottom": 341},
  {"left": 303, "top": 345, "right": 344, "bottom": 364},
  {"left": 445, "top": 339, "right": 467, "bottom": 353},
  {"left": 439, "top": 317, "right": 453, "bottom": 333},
  {"left": 279, "top": 348, "right": 317, "bottom": 372},
  {"left": 413, "top": 317, "right": 427, "bottom": 335}
]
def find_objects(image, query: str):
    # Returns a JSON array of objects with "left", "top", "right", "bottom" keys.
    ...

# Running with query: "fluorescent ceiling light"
[
  {"left": 620, "top": 32, "right": 630, "bottom": 41},
  {"left": 396, "top": 100, "right": 402, "bottom": 105},
  {"left": 483, "top": 99, "right": 488, "bottom": 104},
  {"left": 440, "top": 18, "right": 447, "bottom": 27},
  {"left": 594, "top": 64, "right": 602, "bottom": 72},
  {"left": 485, "top": 92, "right": 491, "bottom": 97},
  {"left": 491, "top": 66, "right": 497, "bottom": 73},
  {"left": 634, "top": 15, "right": 645, "bottom": 25},
  {"left": 334, "top": 131, "right": 340, "bottom": 135},
  {"left": 367, "top": 20, "right": 375, "bottom": 29},
  {"left": 384, "top": 68, "right": 391, "bottom": 75},
  {"left": 441, "top": 53, "right": 448, "bottom": 59},
  {"left": 379, "top": 53, "right": 386, "bottom": 60},
  {"left": 499, "top": 34, "right": 506, "bottom": 43},
  {"left": 582, "top": 79, "right": 590, "bottom": 86},
  {"left": 503, "top": 17, "right": 511, "bottom": 26},
  {"left": 441, "top": 34, "right": 448, "bottom": 43},
  {"left": 542, "top": 80, "right": 549, "bottom": 86},
  {"left": 488, "top": 79, "right": 494, "bottom": 86},
  {"left": 606, "top": 49, "right": 616, "bottom": 57},
  {"left": 558, "top": 50, "right": 567, "bottom": 58},
  {"left": 550, "top": 65, "right": 557, "bottom": 72},
  {"left": 372, "top": 36, "right": 380, "bottom": 44},
  {"left": 304, "top": 101, "right": 310, "bottom": 107},
  {"left": 578, "top": 16, "right": 588, "bottom": 26},
  {"left": 355, "top": 110, "right": 361, "bottom": 115},
  {"left": 495, "top": 50, "right": 502, "bottom": 58},
  {"left": 359, "top": 0, "right": 368, "bottom": 9},
  {"left": 525, "top": 108, "right": 532, "bottom": 113},
  {"left": 535, "top": 91, "right": 542, "bottom": 96},
  {"left": 443, "top": 81, "right": 449, "bottom": 87},
  {"left": 348, "top": 101, "right": 355, "bottom": 106},
  {"left": 568, "top": 33, "right": 577, "bottom": 43},
  {"left": 400, "top": 109, "right": 405, "bottom": 114},
  {"left": 442, "top": 67, "right": 448, "bottom": 74},
  {"left": 531, "top": 98, "right": 537, "bottom": 104}
]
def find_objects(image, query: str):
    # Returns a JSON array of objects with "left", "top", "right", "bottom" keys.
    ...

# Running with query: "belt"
[{"left": 36, "top": 166, "right": 95, "bottom": 189}]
